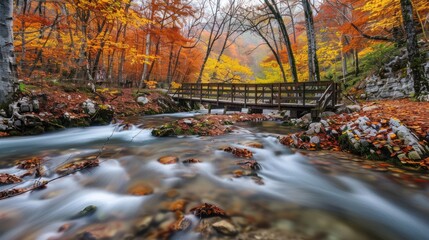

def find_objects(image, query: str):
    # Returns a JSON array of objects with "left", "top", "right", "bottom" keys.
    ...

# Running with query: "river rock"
[
  {"left": 158, "top": 156, "right": 179, "bottom": 164},
  {"left": 137, "top": 96, "right": 149, "bottom": 105},
  {"left": 310, "top": 136, "right": 320, "bottom": 144},
  {"left": 300, "top": 113, "right": 312, "bottom": 124},
  {"left": 346, "top": 105, "right": 361, "bottom": 113},
  {"left": 212, "top": 220, "right": 238, "bottom": 236},
  {"left": 134, "top": 215, "right": 153, "bottom": 233},
  {"left": 408, "top": 151, "right": 421, "bottom": 160},
  {"left": 83, "top": 99, "right": 97, "bottom": 115},
  {"left": 70, "top": 205, "right": 97, "bottom": 220},
  {"left": 320, "top": 111, "right": 335, "bottom": 118},
  {"left": 243, "top": 141, "right": 264, "bottom": 149},
  {"left": 32, "top": 99, "right": 40, "bottom": 112},
  {"left": 75, "top": 221, "right": 125, "bottom": 239},
  {"left": 128, "top": 183, "right": 154, "bottom": 196}
]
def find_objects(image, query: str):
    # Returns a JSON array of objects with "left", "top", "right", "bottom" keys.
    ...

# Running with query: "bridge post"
[
  {"left": 217, "top": 84, "right": 220, "bottom": 105},
  {"left": 255, "top": 85, "right": 258, "bottom": 105},
  {"left": 303, "top": 83, "right": 306, "bottom": 106},
  {"left": 231, "top": 85, "right": 234, "bottom": 103},
  {"left": 248, "top": 108, "right": 263, "bottom": 114},
  {"left": 244, "top": 84, "right": 247, "bottom": 108},
  {"left": 208, "top": 104, "right": 212, "bottom": 114},
  {"left": 278, "top": 83, "right": 282, "bottom": 110},
  {"left": 270, "top": 84, "right": 274, "bottom": 104},
  {"left": 200, "top": 83, "right": 202, "bottom": 103}
]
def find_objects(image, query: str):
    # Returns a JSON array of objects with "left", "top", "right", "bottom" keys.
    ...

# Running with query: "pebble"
[
  {"left": 158, "top": 156, "right": 179, "bottom": 164},
  {"left": 212, "top": 220, "right": 238, "bottom": 236}
]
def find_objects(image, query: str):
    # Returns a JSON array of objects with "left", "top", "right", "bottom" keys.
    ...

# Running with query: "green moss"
[{"left": 281, "top": 121, "right": 295, "bottom": 126}]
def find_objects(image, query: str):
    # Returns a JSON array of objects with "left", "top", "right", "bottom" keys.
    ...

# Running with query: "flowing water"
[{"left": 0, "top": 113, "right": 428, "bottom": 240}]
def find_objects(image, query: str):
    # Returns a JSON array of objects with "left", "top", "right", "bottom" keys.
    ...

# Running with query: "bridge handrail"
[{"left": 172, "top": 81, "right": 339, "bottom": 109}]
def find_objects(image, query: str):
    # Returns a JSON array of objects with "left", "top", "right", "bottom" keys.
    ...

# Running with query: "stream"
[{"left": 0, "top": 113, "right": 428, "bottom": 240}]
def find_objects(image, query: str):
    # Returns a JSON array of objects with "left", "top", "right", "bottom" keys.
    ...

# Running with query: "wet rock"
[
  {"left": 212, "top": 220, "right": 238, "bottom": 236},
  {"left": 171, "top": 216, "right": 193, "bottom": 231},
  {"left": 182, "top": 158, "right": 201, "bottom": 165},
  {"left": 244, "top": 141, "right": 264, "bottom": 149},
  {"left": 137, "top": 96, "right": 149, "bottom": 105},
  {"left": 190, "top": 203, "right": 228, "bottom": 218},
  {"left": 223, "top": 147, "right": 253, "bottom": 159},
  {"left": 237, "top": 160, "right": 262, "bottom": 170},
  {"left": 158, "top": 156, "right": 179, "bottom": 164},
  {"left": 75, "top": 221, "right": 125, "bottom": 239},
  {"left": 237, "top": 229, "right": 304, "bottom": 240},
  {"left": 128, "top": 183, "right": 154, "bottom": 196},
  {"left": 168, "top": 199, "right": 188, "bottom": 212},
  {"left": 134, "top": 216, "right": 153, "bottom": 234},
  {"left": 70, "top": 205, "right": 97, "bottom": 220}
]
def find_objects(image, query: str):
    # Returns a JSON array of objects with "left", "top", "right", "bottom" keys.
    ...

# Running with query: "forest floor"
[{"left": 0, "top": 82, "right": 187, "bottom": 137}]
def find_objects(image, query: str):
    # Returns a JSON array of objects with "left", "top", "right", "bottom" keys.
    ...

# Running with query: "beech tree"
[{"left": 0, "top": 0, "right": 16, "bottom": 105}]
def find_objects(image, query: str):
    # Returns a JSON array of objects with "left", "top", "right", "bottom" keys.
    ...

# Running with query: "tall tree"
[
  {"left": 302, "top": 0, "right": 320, "bottom": 82},
  {"left": 399, "top": 0, "right": 428, "bottom": 98},
  {"left": 263, "top": 0, "right": 298, "bottom": 82},
  {"left": 0, "top": 0, "right": 16, "bottom": 105}
]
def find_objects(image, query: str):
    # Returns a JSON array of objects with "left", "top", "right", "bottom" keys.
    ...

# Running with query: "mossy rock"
[{"left": 152, "top": 127, "right": 176, "bottom": 137}]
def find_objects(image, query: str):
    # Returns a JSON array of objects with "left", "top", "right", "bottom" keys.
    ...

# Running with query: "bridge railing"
[{"left": 172, "top": 81, "right": 339, "bottom": 109}]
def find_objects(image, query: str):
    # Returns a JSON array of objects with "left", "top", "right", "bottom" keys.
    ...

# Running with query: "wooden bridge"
[{"left": 171, "top": 81, "right": 341, "bottom": 119}]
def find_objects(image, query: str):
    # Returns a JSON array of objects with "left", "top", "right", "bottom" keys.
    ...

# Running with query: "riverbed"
[{"left": 0, "top": 113, "right": 428, "bottom": 240}]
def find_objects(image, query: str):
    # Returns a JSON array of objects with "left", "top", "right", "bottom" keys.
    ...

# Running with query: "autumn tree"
[{"left": 0, "top": 0, "right": 16, "bottom": 105}]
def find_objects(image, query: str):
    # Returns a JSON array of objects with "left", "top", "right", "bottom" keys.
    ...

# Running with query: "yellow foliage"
[
  {"left": 144, "top": 80, "right": 157, "bottom": 89},
  {"left": 201, "top": 55, "right": 253, "bottom": 83},
  {"left": 171, "top": 82, "right": 182, "bottom": 89}
]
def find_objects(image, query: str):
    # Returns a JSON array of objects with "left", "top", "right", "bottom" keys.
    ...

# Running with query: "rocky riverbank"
[
  {"left": 0, "top": 83, "right": 188, "bottom": 137},
  {"left": 279, "top": 99, "right": 429, "bottom": 171}
]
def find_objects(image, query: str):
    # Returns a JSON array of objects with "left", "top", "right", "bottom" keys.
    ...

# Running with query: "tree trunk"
[
  {"left": 0, "top": 0, "right": 16, "bottom": 105},
  {"left": 302, "top": 0, "right": 320, "bottom": 82},
  {"left": 341, "top": 50, "right": 347, "bottom": 81},
  {"left": 353, "top": 49, "right": 359, "bottom": 76},
  {"left": 400, "top": 0, "right": 428, "bottom": 97},
  {"left": 118, "top": 24, "right": 127, "bottom": 85},
  {"left": 138, "top": 0, "right": 155, "bottom": 90},
  {"left": 264, "top": 0, "right": 298, "bottom": 83}
]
